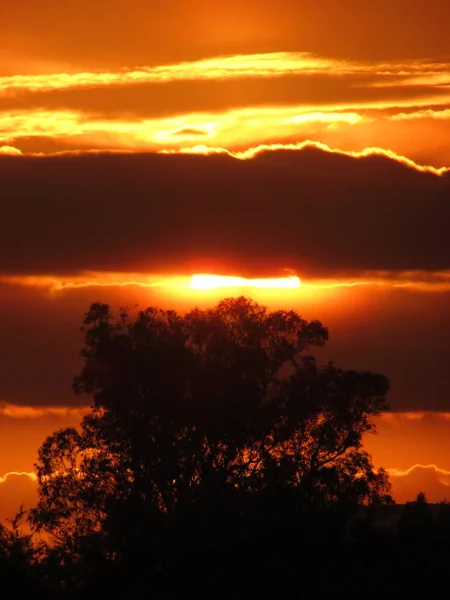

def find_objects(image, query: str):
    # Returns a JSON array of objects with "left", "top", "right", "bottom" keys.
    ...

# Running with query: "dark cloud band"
[{"left": 1, "top": 147, "right": 449, "bottom": 276}]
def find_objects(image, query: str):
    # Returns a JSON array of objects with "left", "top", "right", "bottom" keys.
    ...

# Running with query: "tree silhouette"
[
  {"left": 397, "top": 492, "right": 435, "bottom": 543},
  {"left": 29, "top": 297, "right": 392, "bottom": 591},
  {"left": 0, "top": 507, "right": 46, "bottom": 592}
]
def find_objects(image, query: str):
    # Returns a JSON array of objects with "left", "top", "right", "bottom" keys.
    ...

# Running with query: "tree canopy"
[
  {"left": 27, "top": 296, "right": 392, "bottom": 594},
  {"left": 30, "top": 297, "right": 390, "bottom": 539}
]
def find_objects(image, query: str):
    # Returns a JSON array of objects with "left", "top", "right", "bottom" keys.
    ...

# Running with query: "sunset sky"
[{"left": 1, "top": 0, "right": 450, "bottom": 519}]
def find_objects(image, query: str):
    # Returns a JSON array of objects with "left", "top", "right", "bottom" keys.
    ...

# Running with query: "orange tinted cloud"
[
  {"left": 1, "top": 53, "right": 448, "bottom": 95},
  {"left": 1, "top": 137, "right": 447, "bottom": 178},
  {"left": 391, "top": 108, "right": 450, "bottom": 121},
  {"left": 162, "top": 141, "right": 450, "bottom": 175},
  {"left": 0, "top": 272, "right": 188, "bottom": 293},
  {"left": 0, "top": 471, "right": 37, "bottom": 484},
  {"left": 379, "top": 412, "right": 450, "bottom": 425},
  {"left": 3, "top": 101, "right": 450, "bottom": 162},
  {"left": 0, "top": 50, "right": 449, "bottom": 162},
  {"left": 3, "top": 269, "right": 450, "bottom": 296},
  {"left": 0, "top": 145, "right": 21, "bottom": 155},
  {"left": 388, "top": 464, "right": 450, "bottom": 479},
  {"left": 0, "top": 402, "right": 88, "bottom": 419},
  {"left": 0, "top": 107, "right": 367, "bottom": 154},
  {"left": 0, "top": 53, "right": 351, "bottom": 94},
  {"left": 3, "top": 89, "right": 450, "bottom": 174}
]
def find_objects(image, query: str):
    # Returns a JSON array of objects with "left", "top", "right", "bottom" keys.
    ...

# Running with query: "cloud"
[
  {"left": 0, "top": 107, "right": 368, "bottom": 155},
  {"left": 391, "top": 108, "right": 450, "bottom": 121},
  {"left": 0, "top": 52, "right": 449, "bottom": 97},
  {"left": 388, "top": 464, "right": 450, "bottom": 479},
  {"left": 5, "top": 100, "right": 450, "bottom": 164},
  {"left": 0, "top": 53, "right": 353, "bottom": 95},
  {"left": 388, "top": 464, "right": 450, "bottom": 503},
  {"left": 379, "top": 412, "right": 450, "bottom": 425},
  {"left": 171, "top": 127, "right": 210, "bottom": 137},
  {"left": 3, "top": 52, "right": 448, "bottom": 96},
  {"left": 1, "top": 145, "right": 450, "bottom": 277},
  {"left": 0, "top": 472, "right": 38, "bottom": 523},
  {"left": 1, "top": 51, "right": 449, "bottom": 160},
  {"left": 0, "top": 402, "right": 88, "bottom": 419},
  {"left": 0, "top": 471, "right": 37, "bottom": 485},
  {"left": 161, "top": 141, "right": 449, "bottom": 175},
  {"left": 0, "top": 145, "right": 21, "bottom": 155}
]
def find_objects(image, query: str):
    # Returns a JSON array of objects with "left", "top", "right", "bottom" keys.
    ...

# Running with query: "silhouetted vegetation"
[{"left": 2, "top": 297, "right": 450, "bottom": 597}]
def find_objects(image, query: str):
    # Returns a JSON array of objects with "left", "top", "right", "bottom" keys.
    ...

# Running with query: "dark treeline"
[{"left": 0, "top": 297, "right": 449, "bottom": 598}]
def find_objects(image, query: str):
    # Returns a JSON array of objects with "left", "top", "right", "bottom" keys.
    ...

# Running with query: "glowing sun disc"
[{"left": 190, "top": 274, "right": 301, "bottom": 291}]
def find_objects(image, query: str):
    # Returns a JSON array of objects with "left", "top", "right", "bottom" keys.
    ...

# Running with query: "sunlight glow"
[
  {"left": 190, "top": 274, "right": 301, "bottom": 290},
  {"left": 3, "top": 270, "right": 450, "bottom": 297}
]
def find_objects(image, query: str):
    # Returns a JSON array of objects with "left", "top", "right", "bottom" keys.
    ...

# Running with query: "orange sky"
[
  {"left": 2, "top": 277, "right": 450, "bottom": 515},
  {"left": 1, "top": 0, "right": 450, "bottom": 519},
  {"left": 1, "top": 1, "right": 450, "bottom": 165}
]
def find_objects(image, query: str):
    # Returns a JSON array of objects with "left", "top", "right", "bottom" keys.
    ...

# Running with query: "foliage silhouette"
[
  {"left": 0, "top": 507, "right": 47, "bottom": 592},
  {"left": 2, "top": 297, "right": 450, "bottom": 596},
  {"left": 25, "top": 297, "right": 395, "bottom": 595}
]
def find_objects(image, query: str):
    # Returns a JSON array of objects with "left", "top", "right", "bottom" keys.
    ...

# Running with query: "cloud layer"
[
  {"left": 1, "top": 147, "right": 449, "bottom": 277},
  {"left": 0, "top": 46, "right": 448, "bottom": 162}
]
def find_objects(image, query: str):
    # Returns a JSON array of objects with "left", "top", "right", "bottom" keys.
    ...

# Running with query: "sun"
[{"left": 190, "top": 274, "right": 301, "bottom": 290}]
